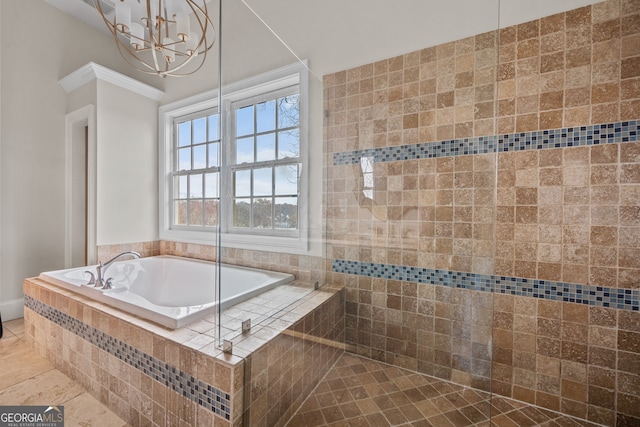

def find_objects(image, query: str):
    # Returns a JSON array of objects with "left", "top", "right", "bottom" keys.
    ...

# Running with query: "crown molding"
[{"left": 58, "top": 62, "right": 164, "bottom": 102}]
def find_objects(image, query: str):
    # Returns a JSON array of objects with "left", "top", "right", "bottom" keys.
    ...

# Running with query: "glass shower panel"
[
  {"left": 215, "top": 1, "right": 627, "bottom": 425},
  {"left": 157, "top": 0, "right": 223, "bottom": 349},
  {"left": 231, "top": 0, "right": 504, "bottom": 424},
  {"left": 214, "top": 1, "right": 332, "bottom": 424},
  {"left": 318, "top": 0, "right": 501, "bottom": 424},
  {"left": 216, "top": 2, "right": 326, "bottom": 341}
]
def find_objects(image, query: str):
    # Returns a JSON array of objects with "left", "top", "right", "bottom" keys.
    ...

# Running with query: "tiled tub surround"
[
  {"left": 23, "top": 277, "right": 344, "bottom": 426},
  {"left": 159, "top": 242, "right": 327, "bottom": 286},
  {"left": 241, "top": 289, "right": 345, "bottom": 427},
  {"left": 324, "top": 0, "right": 640, "bottom": 425}
]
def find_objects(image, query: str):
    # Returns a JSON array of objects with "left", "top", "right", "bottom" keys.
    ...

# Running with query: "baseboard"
[{"left": 0, "top": 298, "right": 25, "bottom": 321}]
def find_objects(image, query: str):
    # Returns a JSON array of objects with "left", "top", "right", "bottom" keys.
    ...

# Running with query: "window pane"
[
  {"left": 253, "top": 198, "right": 272, "bottom": 229},
  {"left": 233, "top": 199, "right": 250, "bottom": 227},
  {"left": 256, "top": 134, "right": 276, "bottom": 162},
  {"left": 177, "top": 175, "right": 188, "bottom": 198},
  {"left": 170, "top": 84, "right": 303, "bottom": 235},
  {"left": 278, "top": 94, "right": 300, "bottom": 128},
  {"left": 253, "top": 167, "right": 272, "bottom": 197},
  {"left": 208, "top": 142, "right": 218, "bottom": 167},
  {"left": 193, "top": 145, "right": 206, "bottom": 169},
  {"left": 205, "top": 172, "right": 218, "bottom": 198},
  {"left": 275, "top": 165, "right": 298, "bottom": 195},
  {"left": 174, "top": 200, "right": 187, "bottom": 225},
  {"left": 236, "top": 105, "right": 254, "bottom": 137},
  {"left": 189, "top": 200, "right": 203, "bottom": 225},
  {"left": 178, "top": 147, "right": 191, "bottom": 171},
  {"left": 193, "top": 117, "right": 206, "bottom": 144},
  {"left": 190, "top": 173, "right": 203, "bottom": 198},
  {"left": 235, "top": 170, "right": 251, "bottom": 197},
  {"left": 178, "top": 121, "right": 191, "bottom": 147},
  {"left": 256, "top": 100, "right": 275, "bottom": 133},
  {"left": 236, "top": 137, "right": 254, "bottom": 164},
  {"left": 208, "top": 114, "right": 219, "bottom": 141},
  {"left": 278, "top": 129, "right": 299, "bottom": 159},
  {"left": 204, "top": 199, "right": 219, "bottom": 227},
  {"left": 275, "top": 197, "right": 298, "bottom": 229}
]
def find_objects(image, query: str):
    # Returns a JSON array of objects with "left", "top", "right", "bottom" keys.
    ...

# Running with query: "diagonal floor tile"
[{"left": 287, "top": 353, "right": 605, "bottom": 427}]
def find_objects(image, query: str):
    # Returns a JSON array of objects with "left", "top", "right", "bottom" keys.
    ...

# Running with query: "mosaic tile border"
[
  {"left": 333, "top": 121, "right": 639, "bottom": 165},
  {"left": 23, "top": 295, "right": 232, "bottom": 421},
  {"left": 332, "top": 259, "right": 640, "bottom": 311}
]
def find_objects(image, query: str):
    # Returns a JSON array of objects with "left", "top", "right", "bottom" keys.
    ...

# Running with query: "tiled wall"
[
  {"left": 324, "top": 0, "right": 639, "bottom": 424},
  {"left": 241, "top": 288, "right": 345, "bottom": 427},
  {"left": 97, "top": 240, "right": 161, "bottom": 261}
]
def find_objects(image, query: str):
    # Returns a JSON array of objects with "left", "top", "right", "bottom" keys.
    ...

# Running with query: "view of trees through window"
[
  {"left": 232, "top": 93, "right": 300, "bottom": 231},
  {"left": 174, "top": 110, "right": 220, "bottom": 228},
  {"left": 172, "top": 90, "right": 301, "bottom": 234}
]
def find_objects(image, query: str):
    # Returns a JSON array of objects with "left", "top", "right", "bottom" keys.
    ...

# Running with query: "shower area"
[{"left": 20, "top": 0, "right": 640, "bottom": 425}]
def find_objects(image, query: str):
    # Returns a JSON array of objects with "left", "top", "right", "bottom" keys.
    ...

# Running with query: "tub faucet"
[{"left": 95, "top": 251, "right": 141, "bottom": 289}]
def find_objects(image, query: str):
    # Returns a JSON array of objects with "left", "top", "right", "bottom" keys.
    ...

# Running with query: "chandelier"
[{"left": 94, "top": 0, "right": 216, "bottom": 77}]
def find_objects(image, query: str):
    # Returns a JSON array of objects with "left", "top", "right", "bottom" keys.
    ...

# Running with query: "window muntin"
[
  {"left": 170, "top": 88, "right": 301, "bottom": 236},
  {"left": 229, "top": 88, "right": 301, "bottom": 235},
  {"left": 172, "top": 109, "right": 220, "bottom": 229},
  {"left": 159, "top": 62, "right": 308, "bottom": 251}
]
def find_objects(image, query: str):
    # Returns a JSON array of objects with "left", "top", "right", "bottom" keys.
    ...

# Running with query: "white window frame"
[
  {"left": 159, "top": 61, "right": 309, "bottom": 253},
  {"left": 170, "top": 106, "right": 221, "bottom": 230}
]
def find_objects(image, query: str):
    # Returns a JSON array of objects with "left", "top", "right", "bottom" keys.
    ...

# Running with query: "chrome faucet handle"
[
  {"left": 102, "top": 277, "right": 114, "bottom": 290},
  {"left": 84, "top": 271, "right": 96, "bottom": 286},
  {"left": 95, "top": 261, "right": 105, "bottom": 287}
]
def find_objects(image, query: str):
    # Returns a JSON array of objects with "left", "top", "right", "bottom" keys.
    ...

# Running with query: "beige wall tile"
[{"left": 324, "top": 1, "right": 640, "bottom": 423}]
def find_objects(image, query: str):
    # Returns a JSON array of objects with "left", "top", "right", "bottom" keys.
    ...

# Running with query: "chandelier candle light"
[{"left": 94, "top": 0, "right": 215, "bottom": 77}]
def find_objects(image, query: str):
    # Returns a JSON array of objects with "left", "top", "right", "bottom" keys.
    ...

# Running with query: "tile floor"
[
  {"left": 287, "top": 353, "right": 602, "bottom": 427},
  {"left": 0, "top": 318, "right": 129, "bottom": 427},
  {"left": 2, "top": 317, "right": 602, "bottom": 427}
]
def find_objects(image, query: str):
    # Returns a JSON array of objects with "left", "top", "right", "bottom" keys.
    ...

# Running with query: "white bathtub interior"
[{"left": 39, "top": 255, "right": 295, "bottom": 329}]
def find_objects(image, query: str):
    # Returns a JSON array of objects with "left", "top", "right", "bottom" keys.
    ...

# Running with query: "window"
[
  {"left": 159, "top": 62, "right": 309, "bottom": 252},
  {"left": 173, "top": 109, "right": 220, "bottom": 228},
  {"left": 230, "top": 89, "right": 300, "bottom": 235}
]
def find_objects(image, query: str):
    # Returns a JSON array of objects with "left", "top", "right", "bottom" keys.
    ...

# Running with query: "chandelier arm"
[
  {"left": 94, "top": 0, "right": 119, "bottom": 36},
  {"left": 150, "top": 46, "right": 163, "bottom": 75},
  {"left": 115, "top": 33, "right": 162, "bottom": 73},
  {"left": 94, "top": 0, "right": 215, "bottom": 77},
  {"left": 112, "top": 28, "right": 160, "bottom": 72},
  {"left": 155, "top": 48, "right": 203, "bottom": 75},
  {"left": 93, "top": 0, "right": 159, "bottom": 74},
  {"left": 113, "top": 34, "right": 163, "bottom": 75},
  {"left": 163, "top": 48, "right": 208, "bottom": 77},
  {"left": 186, "top": 0, "right": 216, "bottom": 52}
]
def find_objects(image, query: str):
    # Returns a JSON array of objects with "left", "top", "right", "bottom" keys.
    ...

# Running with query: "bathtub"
[{"left": 38, "top": 255, "right": 295, "bottom": 329}]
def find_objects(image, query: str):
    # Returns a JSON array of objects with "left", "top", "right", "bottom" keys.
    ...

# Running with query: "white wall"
[
  {"left": 0, "top": 0, "right": 163, "bottom": 319},
  {"left": 96, "top": 80, "right": 158, "bottom": 245}
]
